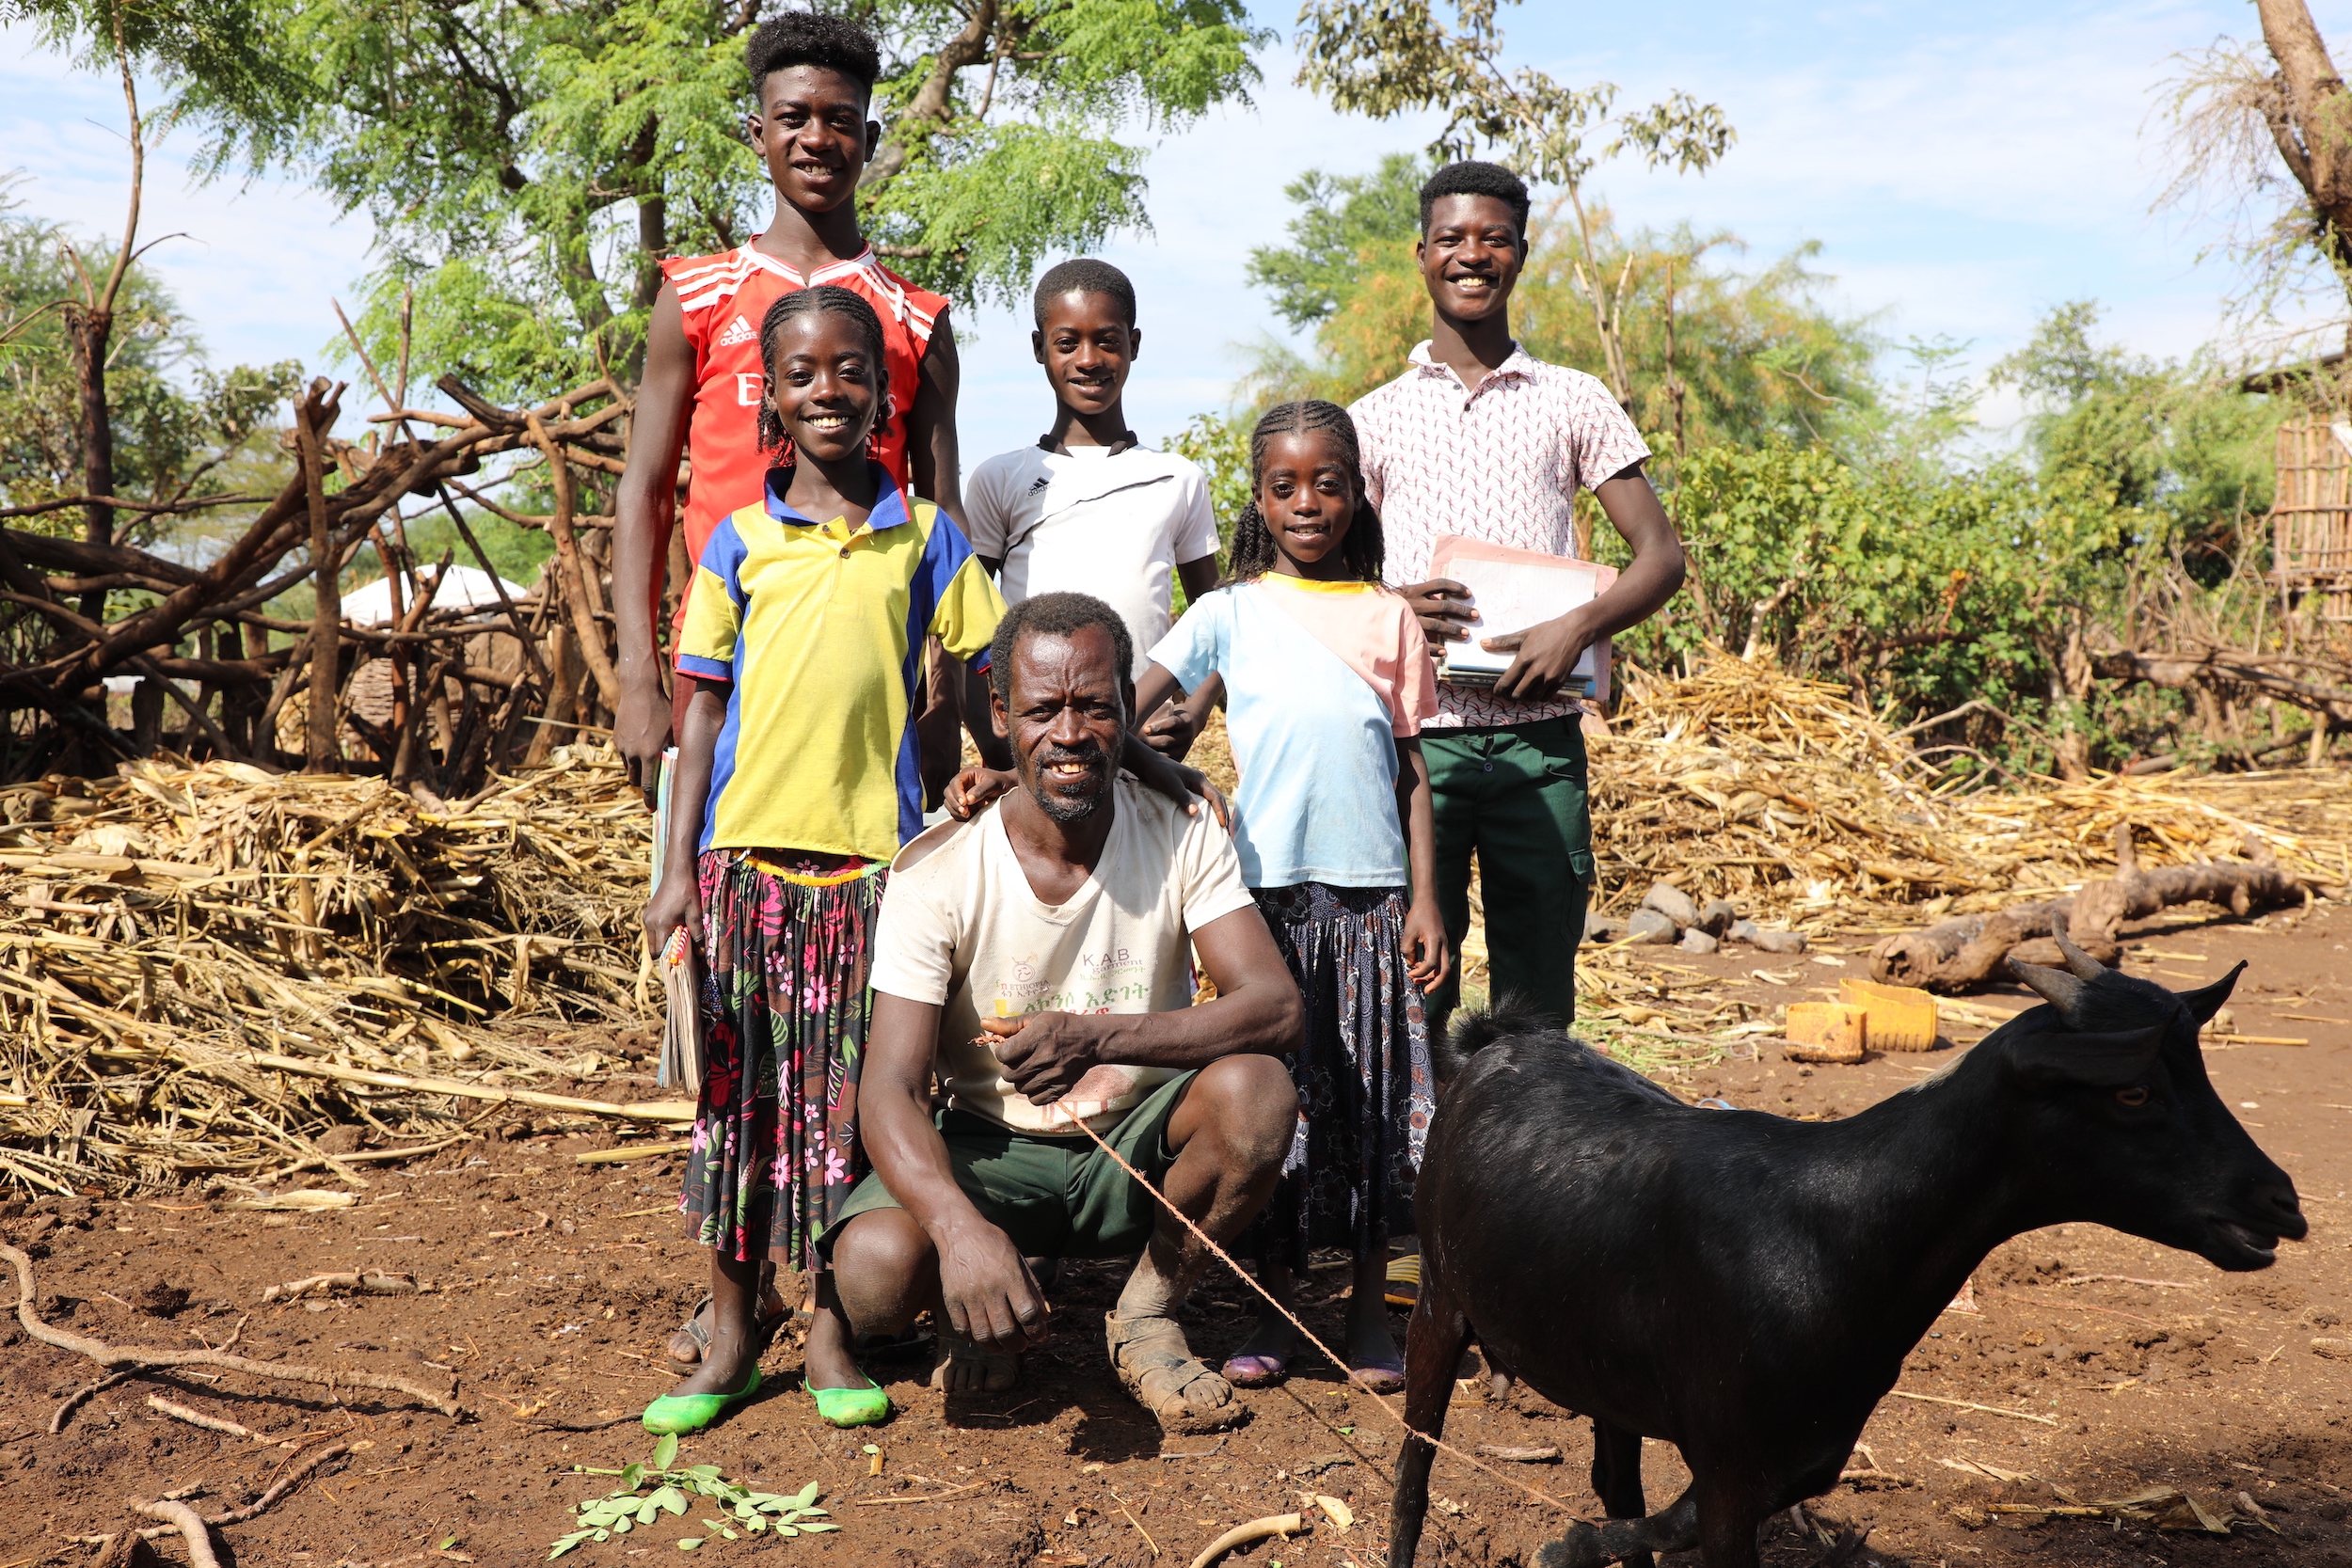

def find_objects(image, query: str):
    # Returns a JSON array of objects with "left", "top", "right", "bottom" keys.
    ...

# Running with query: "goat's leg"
[
  {"left": 1693, "top": 1478, "right": 1764, "bottom": 1568},
  {"left": 1386, "top": 1278, "right": 1470, "bottom": 1568},
  {"left": 1590, "top": 1420, "right": 1652, "bottom": 1568},
  {"left": 1534, "top": 1484, "right": 1699, "bottom": 1568}
]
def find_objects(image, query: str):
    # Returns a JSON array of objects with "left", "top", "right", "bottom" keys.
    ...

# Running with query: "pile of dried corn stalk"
[
  {"left": 1586, "top": 656, "right": 2352, "bottom": 927},
  {"left": 8, "top": 653, "right": 2344, "bottom": 1197},
  {"left": 0, "top": 743, "right": 664, "bottom": 1196}
]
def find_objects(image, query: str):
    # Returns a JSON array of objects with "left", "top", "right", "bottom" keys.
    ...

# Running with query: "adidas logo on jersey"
[
  {"left": 716, "top": 314, "right": 755, "bottom": 347},
  {"left": 1027, "top": 475, "right": 1051, "bottom": 495}
]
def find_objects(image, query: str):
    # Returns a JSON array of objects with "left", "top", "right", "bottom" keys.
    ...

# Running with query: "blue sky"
[{"left": 7, "top": 0, "right": 2347, "bottom": 463}]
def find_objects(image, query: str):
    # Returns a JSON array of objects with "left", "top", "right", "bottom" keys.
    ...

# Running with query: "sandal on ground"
[
  {"left": 928, "top": 1326, "right": 1021, "bottom": 1393},
  {"left": 1348, "top": 1356, "right": 1406, "bottom": 1395},
  {"left": 807, "top": 1374, "right": 891, "bottom": 1428},
  {"left": 641, "top": 1366, "right": 762, "bottom": 1435},
  {"left": 1106, "top": 1310, "right": 1250, "bottom": 1434},
  {"left": 1384, "top": 1253, "right": 1422, "bottom": 1309},
  {"left": 854, "top": 1325, "right": 935, "bottom": 1359},
  {"left": 666, "top": 1290, "right": 791, "bottom": 1367},
  {"left": 1218, "top": 1352, "right": 1290, "bottom": 1388}
]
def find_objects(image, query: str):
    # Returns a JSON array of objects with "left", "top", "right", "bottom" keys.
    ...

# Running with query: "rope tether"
[{"left": 1049, "top": 1101, "right": 1585, "bottom": 1518}]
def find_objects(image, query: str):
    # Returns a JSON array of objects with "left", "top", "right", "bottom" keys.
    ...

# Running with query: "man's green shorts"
[{"left": 818, "top": 1070, "right": 1197, "bottom": 1262}]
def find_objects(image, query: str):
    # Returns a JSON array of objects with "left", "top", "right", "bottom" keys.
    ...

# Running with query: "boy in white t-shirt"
[{"left": 963, "top": 259, "right": 1224, "bottom": 761}]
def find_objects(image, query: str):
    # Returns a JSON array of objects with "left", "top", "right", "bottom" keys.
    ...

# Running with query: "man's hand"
[
  {"left": 945, "top": 766, "right": 1018, "bottom": 820},
  {"left": 1400, "top": 578, "right": 1476, "bottom": 644},
  {"left": 931, "top": 1213, "right": 1050, "bottom": 1354},
  {"left": 979, "top": 1011, "right": 1105, "bottom": 1105},
  {"left": 1483, "top": 611, "right": 1595, "bottom": 703},
  {"left": 615, "top": 673, "right": 673, "bottom": 803}
]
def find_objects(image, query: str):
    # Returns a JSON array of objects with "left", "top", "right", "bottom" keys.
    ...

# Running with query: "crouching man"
[{"left": 823, "top": 592, "right": 1304, "bottom": 1434}]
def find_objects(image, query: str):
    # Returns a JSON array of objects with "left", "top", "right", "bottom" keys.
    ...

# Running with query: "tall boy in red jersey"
[
  {"left": 613, "top": 10, "right": 962, "bottom": 787},
  {"left": 611, "top": 9, "right": 961, "bottom": 1369}
]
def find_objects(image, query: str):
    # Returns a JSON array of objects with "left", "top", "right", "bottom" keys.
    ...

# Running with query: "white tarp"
[{"left": 341, "top": 564, "right": 530, "bottom": 627}]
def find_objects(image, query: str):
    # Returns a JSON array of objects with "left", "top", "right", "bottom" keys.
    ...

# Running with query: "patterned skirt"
[
  {"left": 678, "top": 849, "right": 883, "bottom": 1272},
  {"left": 1246, "top": 881, "right": 1437, "bottom": 1269}
]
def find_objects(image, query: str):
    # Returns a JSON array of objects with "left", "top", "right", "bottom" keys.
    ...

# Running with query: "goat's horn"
[
  {"left": 2051, "top": 920, "right": 2108, "bottom": 982},
  {"left": 2009, "top": 958, "right": 2090, "bottom": 1017}
]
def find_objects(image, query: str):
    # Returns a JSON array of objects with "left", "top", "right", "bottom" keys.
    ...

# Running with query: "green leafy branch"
[{"left": 549, "top": 1433, "right": 837, "bottom": 1558}]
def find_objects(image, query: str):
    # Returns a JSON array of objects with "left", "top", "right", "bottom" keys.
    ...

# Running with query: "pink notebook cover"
[{"left": 1425, "top": 534, "right": 1617, "bottom": 702}]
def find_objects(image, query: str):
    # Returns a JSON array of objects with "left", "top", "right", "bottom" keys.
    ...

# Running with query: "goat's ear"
[
  {"left": 2174, "top": 959, "right": 2246, "bottom": 1025},
  {"left": 2008, "top": 1024, "right": 2166, "bottom": 1088}
]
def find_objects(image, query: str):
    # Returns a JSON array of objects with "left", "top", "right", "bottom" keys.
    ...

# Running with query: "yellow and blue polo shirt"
[{"left": 675, "top": 464, "right": 1006, "bottom": 863}]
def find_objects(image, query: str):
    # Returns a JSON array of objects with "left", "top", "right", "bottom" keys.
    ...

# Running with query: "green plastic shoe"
[
  {"left": 641, "top": 1366, "right": 762, "bottom": 1435},
  {"left": 808, "top": 1375, "right": 890, "bottom": 1428}
]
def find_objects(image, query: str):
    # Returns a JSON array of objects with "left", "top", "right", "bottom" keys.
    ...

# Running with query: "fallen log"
[{"left": 1870, "top": 825, "right": 2310, "bottom": 992}]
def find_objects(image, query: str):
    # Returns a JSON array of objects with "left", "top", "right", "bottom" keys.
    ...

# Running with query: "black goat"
[{"left": 1391, "top": 934, "right": 2305, "bottom": 1568}]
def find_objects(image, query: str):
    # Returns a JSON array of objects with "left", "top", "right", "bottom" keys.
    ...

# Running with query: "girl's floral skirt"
[
  {"left": 678, "top": 849, "right": 883, "bottom": 1271},
  {"left": 1245, "top": 881, "right": 1436, "bottom": 1269}
]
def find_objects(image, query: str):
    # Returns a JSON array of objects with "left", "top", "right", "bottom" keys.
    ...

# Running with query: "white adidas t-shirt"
[
  {"left": 868, "top": 780, "right": 1256, "bottom": 1135},
  {"left": 962, "top": 443, "right": 1222, "bottom": 675}
]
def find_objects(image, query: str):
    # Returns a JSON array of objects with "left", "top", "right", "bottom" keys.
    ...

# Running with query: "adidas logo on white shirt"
[
  {"left": 1026, "top": 475, "right": 1052, "bottom": 495},
  {"left": 716, "top": 314, "right": 755, "bottom": 347}
]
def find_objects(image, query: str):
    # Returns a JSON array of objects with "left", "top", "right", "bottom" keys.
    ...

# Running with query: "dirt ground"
[{"left": 5, "top": 897, "right": 2351, "bottom": 1568}]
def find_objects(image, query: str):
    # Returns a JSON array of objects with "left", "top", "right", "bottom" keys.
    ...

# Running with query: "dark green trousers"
[{"left": 1422, "top": 717, "right": 1594, "bottom": 1033}]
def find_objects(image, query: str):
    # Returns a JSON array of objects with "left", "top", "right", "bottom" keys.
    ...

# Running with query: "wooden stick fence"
[{"left": 0, "top": 371, "right": 646, "bottom": 791}]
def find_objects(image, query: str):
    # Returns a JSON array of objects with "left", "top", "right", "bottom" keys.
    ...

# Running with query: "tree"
[
  {"left": 1989, "top": 301, "right": 2280, "bottom": 573},
  {"left": 2159, "top": 0, "right": 2352, "bottom": 344},
  {"left": 177, "top": 0, "right": 1266, "bottom": 402},
  {"left": 1294, "top": 0, "right": 1733, "bottom": 410},
  {"left": 0, "top": 214, "right": 297, "bottom": 541},
  {"left": 3, "top": 0, "right": 295, "bottom": 588},
  {"left": 1232, "top": 160, "right": 1878, "bottom": 455}
]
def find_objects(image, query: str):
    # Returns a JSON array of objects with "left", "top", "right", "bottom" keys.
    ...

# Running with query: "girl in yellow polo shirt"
[{"left": 643, "top": 285, "right": 1005, "bottom": 1433}]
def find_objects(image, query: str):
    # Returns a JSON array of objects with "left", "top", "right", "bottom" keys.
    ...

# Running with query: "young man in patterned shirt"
[{"left": 1349, "top": 160, "right": 1687, "bottom": 1038}]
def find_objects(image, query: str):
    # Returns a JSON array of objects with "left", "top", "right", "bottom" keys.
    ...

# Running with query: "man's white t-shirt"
[
  {"left": 868, "top": 779, "right": 1257, "bottom": 1136},
  {"left": 962, "top": 443, "right": 1222, "bottom": 675}
]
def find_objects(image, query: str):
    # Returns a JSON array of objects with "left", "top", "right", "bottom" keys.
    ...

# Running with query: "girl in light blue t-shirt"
[{"left": 1134, "top": 400, "right": 1445, "bottom": 1393}]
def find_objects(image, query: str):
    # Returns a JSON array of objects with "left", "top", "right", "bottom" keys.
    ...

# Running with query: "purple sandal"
[{"left": 1348, "top": 1357, "right": 1406, "bottom": 1395}]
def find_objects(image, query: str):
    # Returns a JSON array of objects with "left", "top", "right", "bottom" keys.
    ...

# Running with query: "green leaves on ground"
[{"left": 549, "top": 1440, "right": 833, "bottom": 1558}]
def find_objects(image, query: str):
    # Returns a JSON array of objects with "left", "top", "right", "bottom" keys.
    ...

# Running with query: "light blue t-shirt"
[{"left": 1148, "top": 576, "right": 1436, "bottom": 890}]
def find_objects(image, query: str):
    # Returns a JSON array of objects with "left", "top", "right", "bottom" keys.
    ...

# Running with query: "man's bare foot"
[
  {"left": 930, "top": 1325, "right": 1020, "bottom": 1393},
  {"left": 1108, "top": 1310, "right": 1248, "bottom": 1433}
]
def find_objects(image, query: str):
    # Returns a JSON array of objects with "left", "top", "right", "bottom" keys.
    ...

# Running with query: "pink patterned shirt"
[{"left": 1350, "top": 341, "right": 1650, "bottom": 728}]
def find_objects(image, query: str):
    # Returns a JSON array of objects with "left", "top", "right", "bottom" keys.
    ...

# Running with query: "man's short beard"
[
  {"left": 1026, "top": 733, "right": 1119, "bottom": 824},
  {"left": 1037, "top": 786, "right": 1103, "bottom": 824}
]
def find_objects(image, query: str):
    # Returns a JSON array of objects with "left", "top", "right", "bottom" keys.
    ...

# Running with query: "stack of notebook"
[{"left": 1425, "top": 534, "right": 1617, "bottom": 699}]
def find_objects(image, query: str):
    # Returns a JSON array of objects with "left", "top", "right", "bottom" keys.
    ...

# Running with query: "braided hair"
[
  {"left": 1221, "top": 400, "right": 1385, "bottom": 586},
  {"left": 755, "top": 284, "right": 892, "bottom": 455}
]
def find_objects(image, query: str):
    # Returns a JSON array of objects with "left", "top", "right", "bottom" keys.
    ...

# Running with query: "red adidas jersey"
[{"left": 660, "top": 242, "right": 947, "bottom": 630}]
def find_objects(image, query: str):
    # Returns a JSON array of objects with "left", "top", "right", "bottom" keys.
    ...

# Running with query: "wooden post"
[
  {"left": 294, "top": 382, "right": 342, "bottom": 773},
  {"left": 525, "top": 414, "right": 622, "bottom": 710}
]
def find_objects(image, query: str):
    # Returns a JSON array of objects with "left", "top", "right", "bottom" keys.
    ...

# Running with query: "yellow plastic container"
[
  {"left": 1785, "top": 1002, "right": 1867, "bottom": 1063},
  {"left": 1838, "top": 978, "right": 1941, "bottom": 1052}
]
